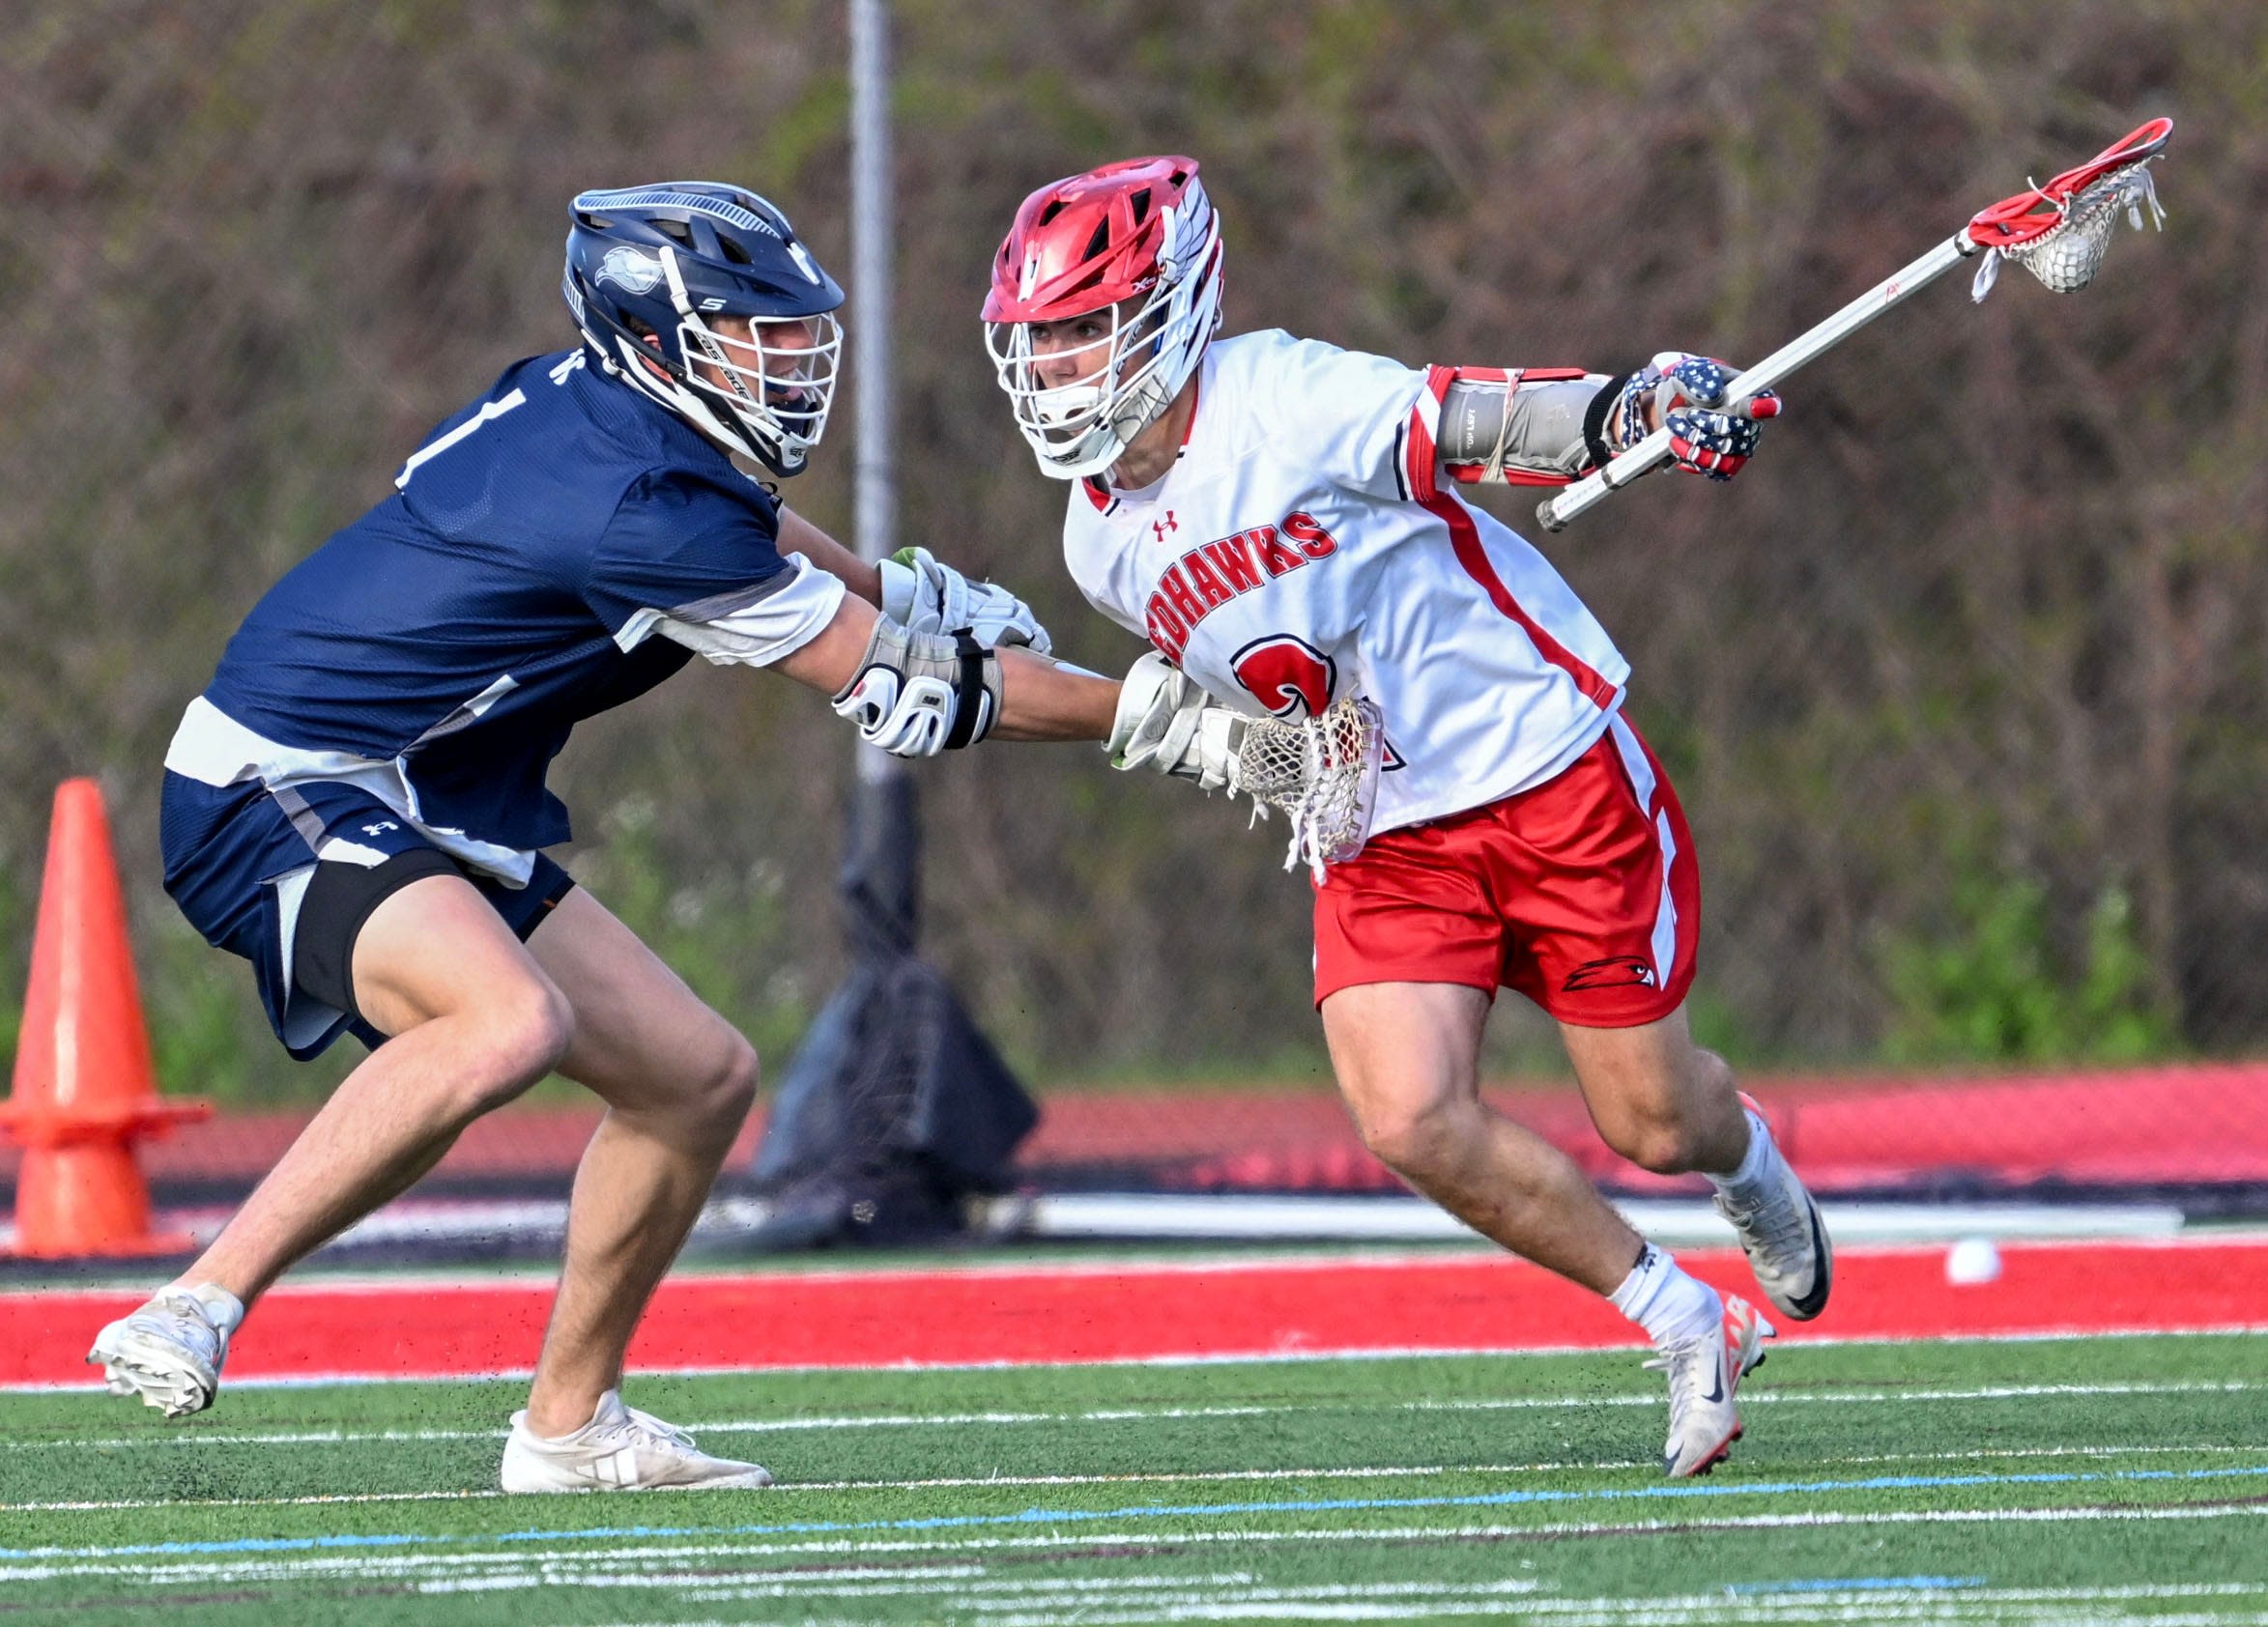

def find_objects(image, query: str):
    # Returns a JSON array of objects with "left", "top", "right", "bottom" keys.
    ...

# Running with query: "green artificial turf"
[{"left": 1, "top": 1333, "right": 2262, "bottom": 1624}]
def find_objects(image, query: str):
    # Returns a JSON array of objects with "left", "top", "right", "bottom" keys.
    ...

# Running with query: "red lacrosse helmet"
[{"left": 982, "top": 156, "right": 1223, "bottom": 478}]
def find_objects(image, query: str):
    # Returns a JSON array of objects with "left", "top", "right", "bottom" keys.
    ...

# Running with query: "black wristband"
[
  {"left": 943, "top": 629, "right": 992, "bottom": 751},
  {"left": 1582, "top": 373, "right": 1631, "bottom": 472}
]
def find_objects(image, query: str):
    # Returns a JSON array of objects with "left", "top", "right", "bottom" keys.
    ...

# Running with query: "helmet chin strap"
[
  {"left": 1032, "top": 381, "right": 1105, "bottom": 429},
  {"left": 661, "top": 246, "right": 761, "bottom": 419},
  {"left": 1021, "top": 308, "right": 1181, "bottom": 474}
]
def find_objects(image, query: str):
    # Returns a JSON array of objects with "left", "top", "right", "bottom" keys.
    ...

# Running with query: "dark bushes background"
[{"left": 2, "top": 2, "right": 2260, "bottom": 1103}]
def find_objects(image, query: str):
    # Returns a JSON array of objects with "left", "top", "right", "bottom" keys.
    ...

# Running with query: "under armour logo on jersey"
[
  {"left": 1152, "top": 511, "right": 1179, "bottom": 544},
  {"left": 361, "top": 820, "right": 401, "bottom": 837}
]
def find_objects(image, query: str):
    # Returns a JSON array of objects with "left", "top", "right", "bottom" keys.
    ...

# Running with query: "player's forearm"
[
  {"left": 775, "top": 506, "right": 883, "bottom": 605},
  {"left": 989, "top": 647, "right": 1118, "bottom": 743},
  {"left": 767, "top": 588, "right": 882, "bottom": 692},
  {"left": 772, "top": 595, "right": 1113, "bottom": 745}
]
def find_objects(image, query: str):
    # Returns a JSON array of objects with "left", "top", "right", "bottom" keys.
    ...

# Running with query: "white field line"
[
  {"left": 10, "top": 1441, "right": 2268, "bottom": 1514},
  {"left": 580, "top": 1613, "right": 2268, "bottom": 1627},
  {"left": 9, "top": 1519, "right": 2268, "bottom": 1596},
  {"left": 9, "top": 1492, "right": 2268, "bottom": 1571},
  {"left": 18, "top": 1377, "right": 2264, "bottom": 1454}
]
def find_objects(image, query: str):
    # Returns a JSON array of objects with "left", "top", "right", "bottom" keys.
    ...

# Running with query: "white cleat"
[
  {"left": 1649, "top": 1293, "right": 1773, "bottom": 1478},
  {"left": 501, "top": 1389, "right": 774, "bottom": 1493},
  {"left": 86, "top": 1284, "right": 244, "bottom": 1419},
  {"left": 1713, "top": 1092, "right": 1833, "bottom": 1322}
]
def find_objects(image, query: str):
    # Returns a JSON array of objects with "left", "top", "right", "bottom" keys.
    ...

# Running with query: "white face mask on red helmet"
[{"left": 982, "top": 157, "right": 1223, "bottom": 480}]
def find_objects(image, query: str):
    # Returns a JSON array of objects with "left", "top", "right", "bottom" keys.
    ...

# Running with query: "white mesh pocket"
[
  {"left": 1973, "top": 161, "right": 2165, "bottom": 301},
  {"left": 1233, "top": 697, "right": 1385, "bottom": 880}
]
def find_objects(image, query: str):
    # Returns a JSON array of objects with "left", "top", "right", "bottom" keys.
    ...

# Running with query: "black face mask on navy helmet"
[{"left": 562, "top": 183, "right": 846, "bottom": 476}]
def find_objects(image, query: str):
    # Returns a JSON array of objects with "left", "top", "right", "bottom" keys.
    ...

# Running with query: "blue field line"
[
  {"left": 1729, "top": 1575, "right": 1984, "bottom": 1595},
  {"left": 8, "top": 1463, "right": 2267, "bottom": 1563}
]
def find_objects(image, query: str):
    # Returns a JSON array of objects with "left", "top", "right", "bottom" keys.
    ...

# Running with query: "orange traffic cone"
[{"left": 0, "top": 779, "right": 209, "bottom": 1256}]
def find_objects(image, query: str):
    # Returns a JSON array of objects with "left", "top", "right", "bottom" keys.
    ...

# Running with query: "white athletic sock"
[
  {"left": 1708, "top": 1106, "right": 1774, "bottom": 1198},
  {"left": 1608, "top": 1242, "right": 1720, "bottom": 1349},
  {"left": 175, "top": 1283, "right": 245, "bottom": 1336}
]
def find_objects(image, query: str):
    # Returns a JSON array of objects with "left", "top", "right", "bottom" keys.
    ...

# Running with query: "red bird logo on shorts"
[{"left": 1565, "top": 956, "right": 1658, "bottom": 991}]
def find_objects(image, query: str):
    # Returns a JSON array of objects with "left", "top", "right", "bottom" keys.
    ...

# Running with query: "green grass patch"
[{"left": 1, "top": 1333, "right": 2262, "bottom": 1623}]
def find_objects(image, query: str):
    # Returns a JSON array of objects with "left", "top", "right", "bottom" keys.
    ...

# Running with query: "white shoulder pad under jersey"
[{"left": 1062, "top": 328, "right": 1632, "bottom": 836}]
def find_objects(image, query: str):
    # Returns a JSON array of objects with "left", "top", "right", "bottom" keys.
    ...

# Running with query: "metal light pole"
[
  {"left": 749, "top": 0, "right": 1036, "bottom": 1246},
  {"left": 842, "top": 0, "right": 917, "bottom": 958},
  {"left": 851, "top": 0, "right": 899, "bottom": 774}
]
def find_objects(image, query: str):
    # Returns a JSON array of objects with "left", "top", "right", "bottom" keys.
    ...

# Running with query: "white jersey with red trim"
[{"left": 1062, "top": 328, "right": 1630, "bottom": 836}]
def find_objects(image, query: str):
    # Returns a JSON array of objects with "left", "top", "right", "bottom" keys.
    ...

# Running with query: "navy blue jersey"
[{"left": 194, "top": 347, "right": 800, "bottom": 852}]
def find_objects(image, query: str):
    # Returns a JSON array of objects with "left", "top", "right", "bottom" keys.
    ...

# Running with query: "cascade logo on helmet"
[
  {"left": 594, "top": 246, "right": 664, "bottom": 295},
  {"left": 982, "top": 156, "right": 1225, "bottom": 479},
  {"left": 562, "top": 181, "right": 847, "bottom": 477}
]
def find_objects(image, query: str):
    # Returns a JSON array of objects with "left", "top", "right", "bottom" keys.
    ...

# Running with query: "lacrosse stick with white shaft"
[{"left": 1536, "top": 117, "right": 2172, "bottom": 532}]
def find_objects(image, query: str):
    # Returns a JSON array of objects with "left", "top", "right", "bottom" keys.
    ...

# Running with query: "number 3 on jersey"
[{"left": 1232, "top": 633, "right": 1403, "bottom": 770}]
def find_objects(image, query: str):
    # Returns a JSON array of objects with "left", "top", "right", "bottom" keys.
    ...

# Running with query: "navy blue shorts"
[{"left": 159, "top": 772, "right": 571, "bottom": 1059}]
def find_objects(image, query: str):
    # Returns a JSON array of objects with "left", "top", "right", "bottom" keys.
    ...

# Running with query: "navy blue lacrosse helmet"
[{"left": 563, "top": 183, "right": 845, "bottom": 475}]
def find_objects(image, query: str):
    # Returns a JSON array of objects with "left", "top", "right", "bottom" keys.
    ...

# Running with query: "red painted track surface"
[
  {"left": 8, "top": 1240, "right": 2264, "bottom": 1387},
  {"left": 7, "top": 1062, "right": 2264, "bottom": 1196}
]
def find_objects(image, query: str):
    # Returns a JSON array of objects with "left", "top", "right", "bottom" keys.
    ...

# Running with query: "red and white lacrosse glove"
[{"left": 1605, "top": 353, "right": 1781, "bottom": 481}]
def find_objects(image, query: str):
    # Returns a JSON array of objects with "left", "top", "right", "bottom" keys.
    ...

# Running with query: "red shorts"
[{"left": 1312, "top": 714, "right": 1700, "bottom": 1026}]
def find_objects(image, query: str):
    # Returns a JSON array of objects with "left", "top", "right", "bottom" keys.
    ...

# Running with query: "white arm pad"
[
  {"left": 1438, "top": 375, "right": 1618, "bottom": 482},
  {"left": 644, "top": 556, "right": 847, "bottom": 666}
]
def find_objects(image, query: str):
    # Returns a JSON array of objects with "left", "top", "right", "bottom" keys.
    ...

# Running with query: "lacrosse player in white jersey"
[{"left": 982, "top": 157, "right": 1829, "bottom": 1478}]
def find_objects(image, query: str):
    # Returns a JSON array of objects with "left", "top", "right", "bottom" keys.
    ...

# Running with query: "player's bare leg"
[
  {"left": 1324, "top": 982, "right": 1771, "bottom": 1476},
  {"left": 1322, "top": 981, "right": 1642, "bottom": 1294},
  {"left": 1562, "top": 1006, "right": 1831, "bottom": 1321},
  {"left": 1559, "top": 1006, "right": 1746, "bottom": 1178},
  {"left": 89, "top": 877, "right": 572, "bottom": 1415},
  {"left": 497, "top": 886, "right": 769, "bottom": 1489},
  {"left": 193, "top": 876, "right": 575, "bottom": 1301}
]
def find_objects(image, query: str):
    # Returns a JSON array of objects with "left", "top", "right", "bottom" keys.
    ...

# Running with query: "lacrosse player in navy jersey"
[{"left": 94, "top": 184, "right": 1121, "bottom": 1492}]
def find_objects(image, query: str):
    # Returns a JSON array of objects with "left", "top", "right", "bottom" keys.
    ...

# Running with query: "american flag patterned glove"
[{"left": 1610, "top": 353, "right": 1781, "bottom": 481}]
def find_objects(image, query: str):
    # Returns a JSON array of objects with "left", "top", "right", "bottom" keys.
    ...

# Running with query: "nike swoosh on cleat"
[
  {"left": 1784, "top": 1198, "right": 1833, "bottom": 1321},
  {"left": 1703, "top": 1364, "right": 1725, "bottom": 1405}
]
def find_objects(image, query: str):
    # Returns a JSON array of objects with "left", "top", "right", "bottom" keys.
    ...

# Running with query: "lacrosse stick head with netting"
[
  {"left": 1229, "top": 696, "right": 1386, "bottom": 882},
  {"left": 1965, "top": 117, "right": 2171, "bottom": 301}
]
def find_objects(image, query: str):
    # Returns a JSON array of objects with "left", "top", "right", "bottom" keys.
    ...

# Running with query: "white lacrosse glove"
[
  {"left": 1106, "top": 652, "right": 1247, "bottom": 790},
  {"left": 831, "top": 616, "right": 1002, "bottom": 757},
  {"left": 877, "top": 546, "right": 1052, "bottom": 653}
]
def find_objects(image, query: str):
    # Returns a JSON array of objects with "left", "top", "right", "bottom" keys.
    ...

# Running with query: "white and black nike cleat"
[
  {"left": 1648, "top": 1293, "right": 1773, "bottom": 1478},
  {"left": 501, "top": 1389, "right": 773, "bottom": 1493},
  {"left": 87, "top": 1284, "right": 244, "bottom": 1419},
  {"left": 1714, "top": 1092, "right": 1833, "bottom": 1322}
]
